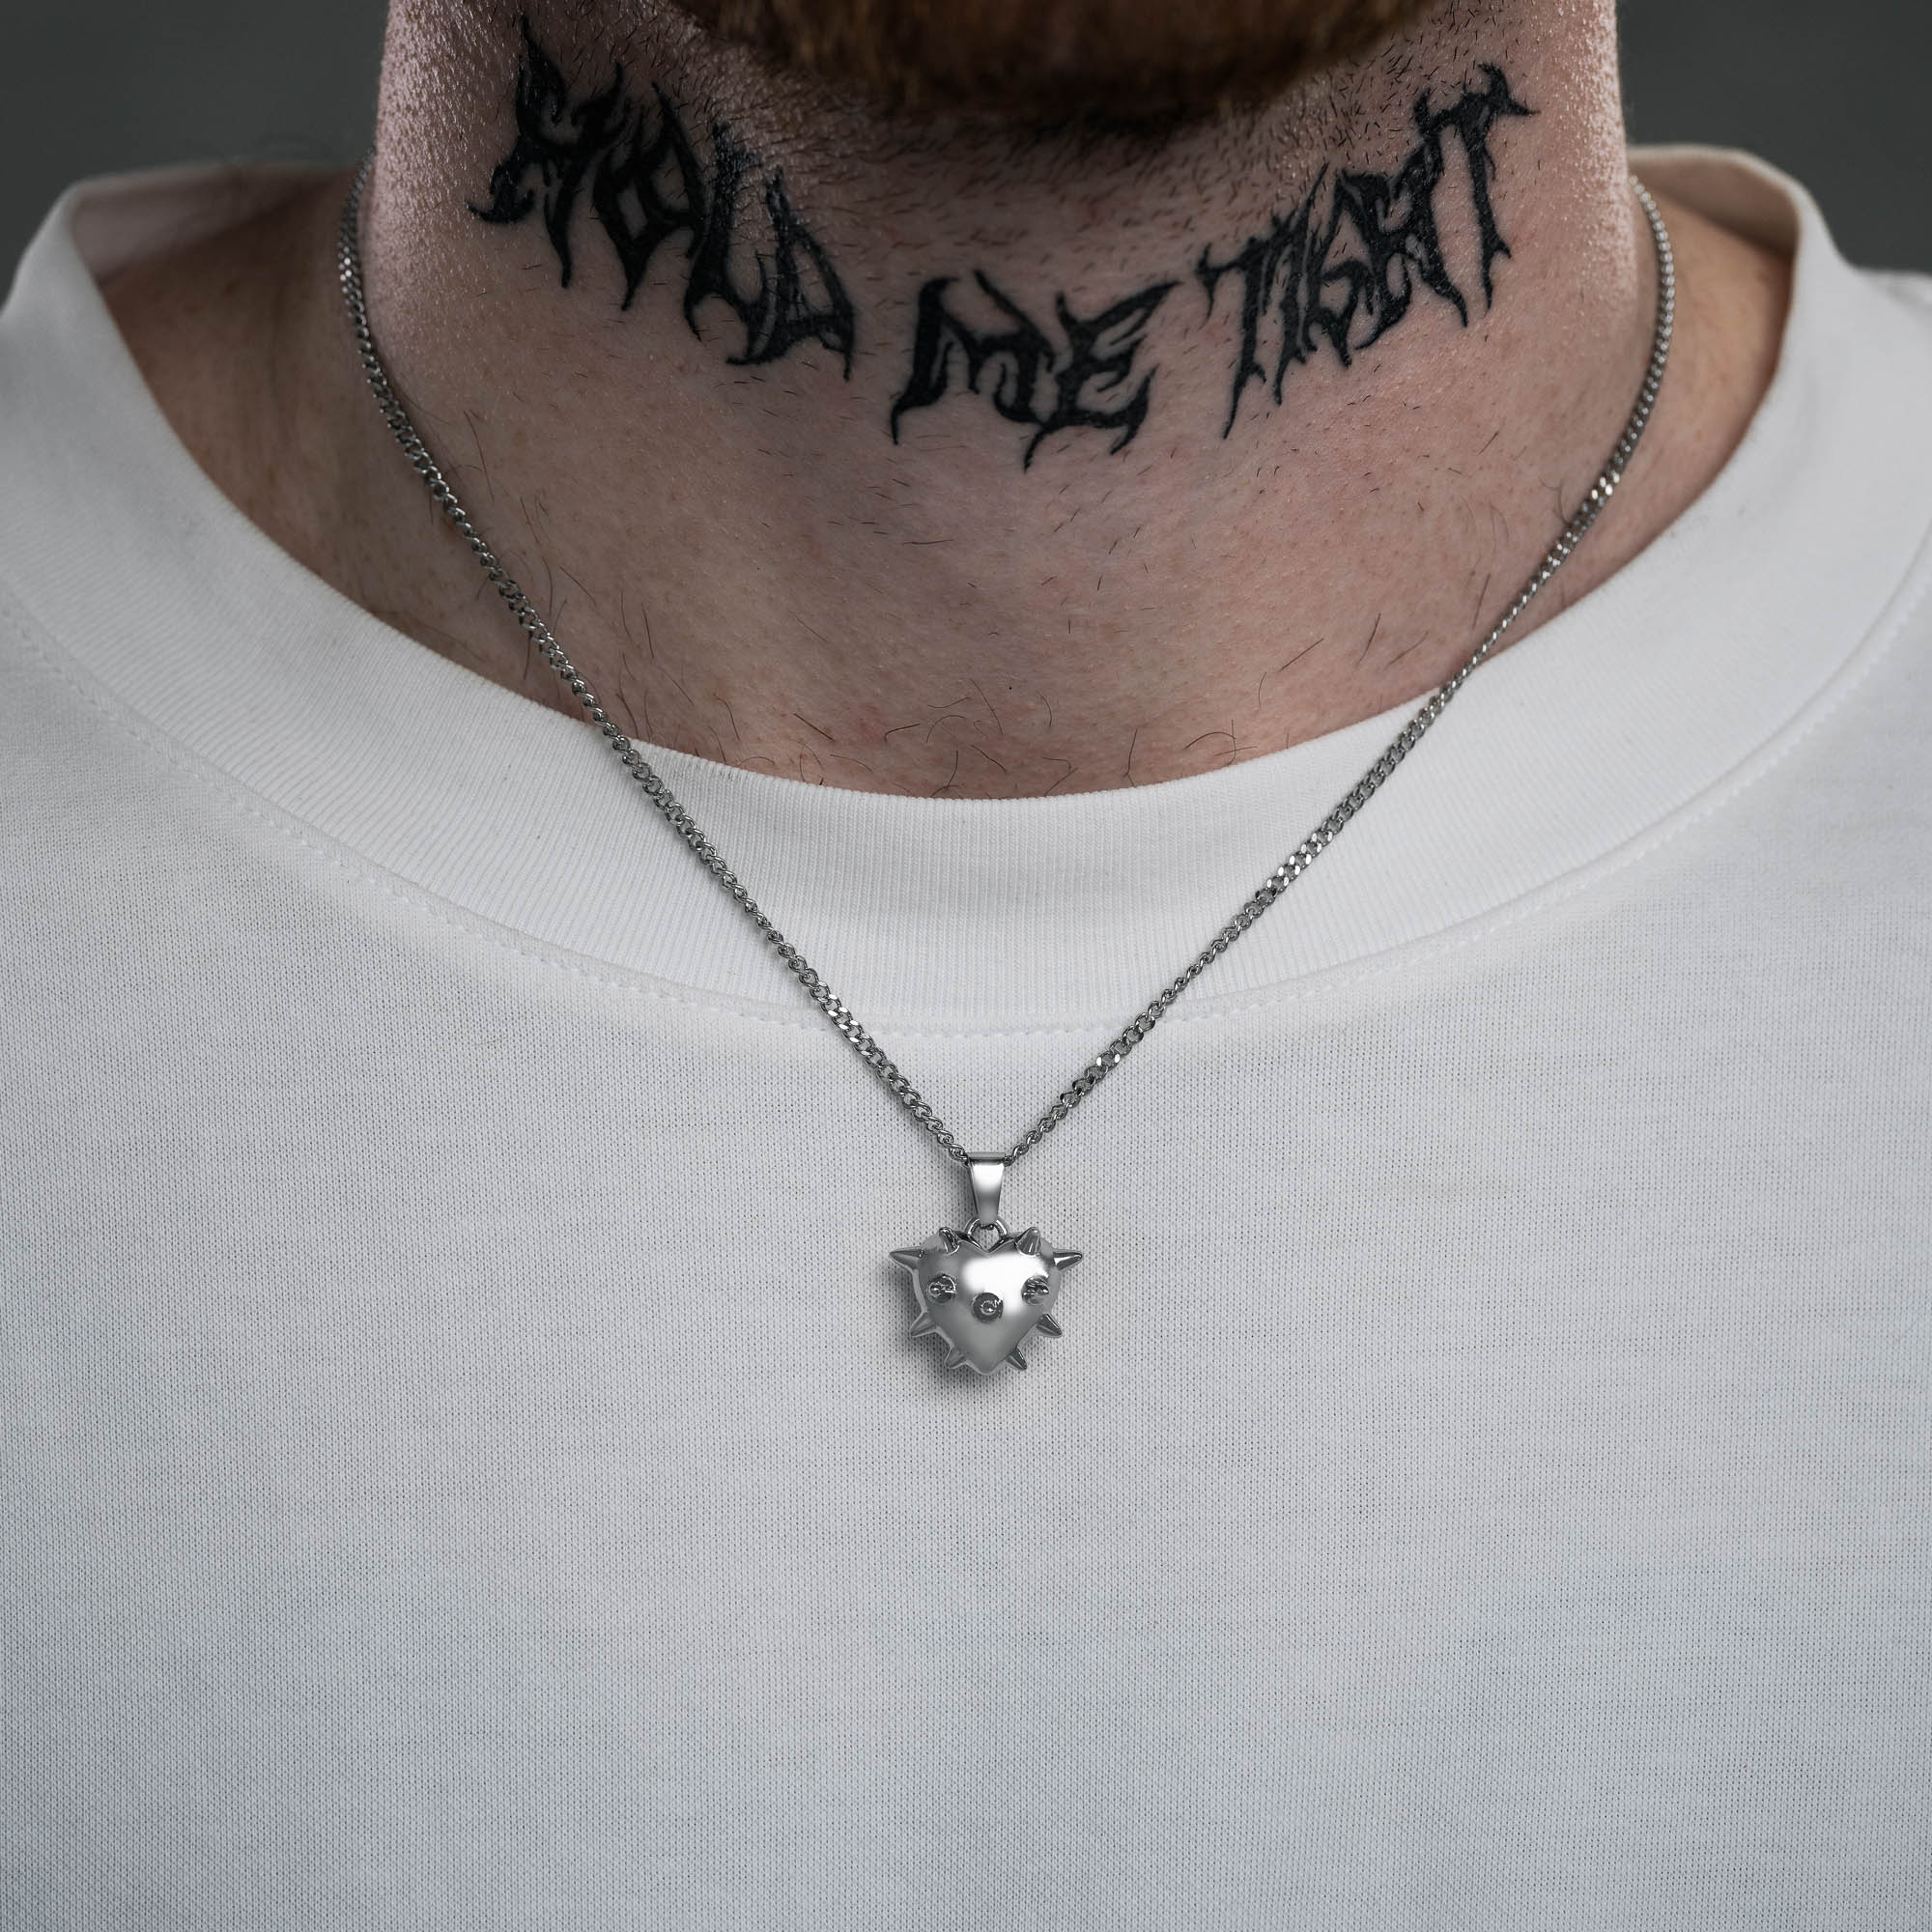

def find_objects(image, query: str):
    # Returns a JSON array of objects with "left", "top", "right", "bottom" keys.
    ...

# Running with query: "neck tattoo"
[
  {"left": 340, "top": 151, "right": 1672, "bottom": 1378},
  {"left": 469, "top": 20, "right": 1535, "bottom": 467}
]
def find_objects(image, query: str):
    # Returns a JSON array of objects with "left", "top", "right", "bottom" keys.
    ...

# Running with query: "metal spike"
[
  {"left": 942, "top": 1347, "right": 968, "bottom": 1370},
  {"left": 1014, "top": 1228, "right": 1041, "bottom": 1254},
  {"left": 1052, "top": 1250, "right": 1084, "bottom": 1270},
  {"left": 908, "top": 1312, "right": 937, "bottom": 1338},
  {"left": 891, "top": 1248, "right": 925, "bottom": 1271},
  {"left": 937, "top": 1229, "right": 964, "bottom": 1253},
  {"left": 1036, "top": 1315, "right": 1064, "bottom": 1338},
  {"left": 1006, "top": 1347, "right": 1029, "bottom": 1370}
]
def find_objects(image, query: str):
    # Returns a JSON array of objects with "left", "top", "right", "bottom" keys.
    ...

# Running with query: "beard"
[{"left": 671, "top": 0, "right": 1446, "bottom": 127}]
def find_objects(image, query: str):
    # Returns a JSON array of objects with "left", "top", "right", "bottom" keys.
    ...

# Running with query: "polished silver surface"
[
  {"left": 340, "top": 165, "right": 1672, "bottom": 1376},
  {"left": 966, "top": 1154, "right": 1008, "bottom": 1233},
  {"left": 891, "top": 1220, "right": 1081, "bottom": 1375}
]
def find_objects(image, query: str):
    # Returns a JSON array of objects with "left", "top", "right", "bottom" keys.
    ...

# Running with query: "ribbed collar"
[{"left": 4, "top": 151, "right": 1929, "bottom": 1031}]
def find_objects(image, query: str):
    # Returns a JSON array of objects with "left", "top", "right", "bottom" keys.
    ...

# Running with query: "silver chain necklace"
[{"left": 339, "top": 161, "right": 1673, "bottom": 1377}]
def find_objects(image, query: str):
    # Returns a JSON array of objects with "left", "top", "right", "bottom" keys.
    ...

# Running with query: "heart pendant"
[{"left": 891, "top": 1156, "right": 1081, "bottom": 1375}]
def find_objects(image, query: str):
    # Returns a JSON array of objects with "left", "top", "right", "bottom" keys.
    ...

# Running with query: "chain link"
[{"left": 339, "top": 162, "right": 1673, "bottom": 1174}]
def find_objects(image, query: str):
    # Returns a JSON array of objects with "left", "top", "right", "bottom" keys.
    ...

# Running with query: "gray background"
[{"left": 5, "top": 3, "right": 1929, "bottom": 282}]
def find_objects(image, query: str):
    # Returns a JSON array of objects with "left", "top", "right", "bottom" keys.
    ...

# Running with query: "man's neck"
[{"left": 106, "top": 0, "right": 1788, "bottom": 796}]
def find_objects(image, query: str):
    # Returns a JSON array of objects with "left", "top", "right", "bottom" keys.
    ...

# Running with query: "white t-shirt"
[{"left": 3, "top": 149, "right": 1928, "bottom": 1930}]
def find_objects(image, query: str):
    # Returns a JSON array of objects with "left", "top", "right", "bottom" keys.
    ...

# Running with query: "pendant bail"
[{"left": 965, "top": 1153, "right": 1008, "bottom": 1232}]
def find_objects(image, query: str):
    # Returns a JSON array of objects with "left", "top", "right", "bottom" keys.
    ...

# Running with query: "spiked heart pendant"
[{"left": 892, "top": 1156, "right": 1081, "bottom": 1375}]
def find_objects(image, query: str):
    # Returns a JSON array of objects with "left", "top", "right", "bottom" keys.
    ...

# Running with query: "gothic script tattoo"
[
  {"left": 888, "top": 272, "right": 1177, "bottom": 466},
  {"left": 1196, "top": 67, "right": 1533, "bottom": 435},
  {"left": 470, "top": 29, "right": 1531, "bottom": 462},
  {"left": 472, "top": 19, "right": 855, "bottom": 373}
]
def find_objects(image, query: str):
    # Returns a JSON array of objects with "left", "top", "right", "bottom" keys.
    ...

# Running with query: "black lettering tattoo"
[
  {"left": 888, "top": 272, "right": 1175, "bottom": 466},
  {"left": 1197, "top": 67, "right": 1533, "bottom": 435},
  {"left": 471, "top": 30, "right": 1529, "bottom": 462},
  {"left": 472, "top": 18, "right": 855, "bottom": 374}
]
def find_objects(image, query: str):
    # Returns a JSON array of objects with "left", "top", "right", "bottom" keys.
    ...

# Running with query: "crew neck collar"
[{"left": 3, "top": 151, "right": 1930, "bottom": 1032}]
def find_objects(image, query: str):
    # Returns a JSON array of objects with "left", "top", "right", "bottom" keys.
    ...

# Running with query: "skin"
[{"left": 104, "top": 0, "right": 1789, "bottom": 798}]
